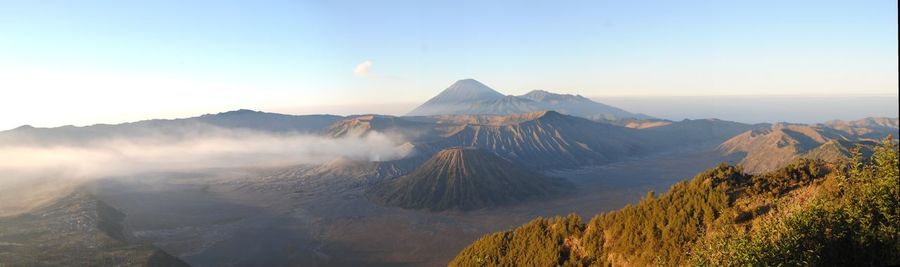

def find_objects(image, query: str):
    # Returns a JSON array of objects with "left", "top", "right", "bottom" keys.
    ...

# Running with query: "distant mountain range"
[
  {"left": 2, "top": 79, "right": 897, "bottom": 215},
  {"left": 407, "top": 79, "right": 651, "bottom": 120},
  {"left": 719, "top": 118, "right": 899, "bottom": 173},
  {"left": 0, "top": 109, "right": 343, "bottom": 146}
]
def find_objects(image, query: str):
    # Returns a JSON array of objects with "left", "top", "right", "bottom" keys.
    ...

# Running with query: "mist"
[
  {"left": 595, "top": 95, "right": 899, "bottom": 124},
  {"left": 0, "top": 128, "right": 411, "bottom": 216}
]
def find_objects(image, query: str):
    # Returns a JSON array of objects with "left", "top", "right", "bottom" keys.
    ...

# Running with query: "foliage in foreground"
[{"left": 450, "top": 138, "right": 899, "bottom": 266}]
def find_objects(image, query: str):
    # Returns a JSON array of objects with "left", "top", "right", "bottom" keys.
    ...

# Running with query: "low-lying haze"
[
  {"left": 595, "top": 95, "right": 899, "bottom": 124},
  {"left": 0, "top": 128, "right": 410, "bottom": 216}
]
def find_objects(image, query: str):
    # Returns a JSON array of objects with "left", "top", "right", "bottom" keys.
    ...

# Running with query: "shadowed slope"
[
  {"left": 370, "top": 147, "right": 567, "bottom": 211},
  {"left": 0, "top": 191, "right": 190, "bottom": 266},
  {"left": 418, "top": 111, "right": 646, "bottom": 169}
]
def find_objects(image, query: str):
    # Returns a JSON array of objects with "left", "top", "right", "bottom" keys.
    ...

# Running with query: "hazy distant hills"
[
  {"left": 820, "top": 117, "right": 899, "bottom": 139},
  {"left": 0, "top": 109, "right": 343, "bottom": 146},
  {"left": 0, "top": 105, "right": 764, "bottom": 173},
  {"left": 369, "top": 147, "right": 567, "bottom": 211},
  {"left": 0, "top": 191, "right": 189, "bottom": 266},
  {"left": 407, "top": 79, "right": 650, "bottom": 120},
  {"left": 719, "top": 118, "right": 899, "bottom": 173}
]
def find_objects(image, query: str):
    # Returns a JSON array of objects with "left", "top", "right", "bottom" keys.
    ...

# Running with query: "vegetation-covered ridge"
[{"left": 451, "top": 138, "right": 899, "bottom": 266}]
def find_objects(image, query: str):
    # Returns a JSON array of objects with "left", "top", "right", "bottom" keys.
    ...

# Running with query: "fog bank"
[{"left": 0, "top": 128, "right": 411, "bottom": 216}]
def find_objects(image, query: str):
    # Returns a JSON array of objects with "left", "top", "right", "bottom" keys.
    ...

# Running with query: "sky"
[{"left": 0, "top": 0, "right": 897, "bottom": 129}]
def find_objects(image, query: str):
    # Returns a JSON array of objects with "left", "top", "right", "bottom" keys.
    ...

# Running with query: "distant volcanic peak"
[
  {"left": 439, "top": 79, "right": 504, "bottom": 102},
  {"left": 406, "top": 79, "right": 507, "bottom": 116},
  {"left": 520, "top": 90, "right": 587, "bottom": 102},
  {"left": 409, "top": 79, "right": 647, "bottom": 120}
]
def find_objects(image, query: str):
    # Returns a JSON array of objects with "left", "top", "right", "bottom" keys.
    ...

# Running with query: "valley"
[{"left": 85, "top": 149, "right": 734, "bottom": 266}]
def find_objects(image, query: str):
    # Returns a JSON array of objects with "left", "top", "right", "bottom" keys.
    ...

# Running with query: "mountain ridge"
[{"left": 718, "top": 118, "right": 898, "bottom": 173}]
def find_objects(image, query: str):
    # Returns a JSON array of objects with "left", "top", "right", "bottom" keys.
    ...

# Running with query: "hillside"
[
  {"left": 0, "top": 191, "right": 190, "bottom": 266},
  {"left": 718, "top": 121, "right": 896, "bottom": 173},
  {"left": 369, "top": 147, "right": 568, "bottom": 211},
  {"left": 451, "top": 138, "right": 899, "bottom": 266}
]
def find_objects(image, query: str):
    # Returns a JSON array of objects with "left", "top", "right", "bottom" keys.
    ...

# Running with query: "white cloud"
[{"left": 353, "top": 60, "right": 373, "bottom": 78}]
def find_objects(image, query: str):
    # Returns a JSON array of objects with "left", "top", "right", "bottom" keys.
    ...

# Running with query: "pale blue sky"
[{"left": 0, "top": 1, "right": 897, "bottom": 129}]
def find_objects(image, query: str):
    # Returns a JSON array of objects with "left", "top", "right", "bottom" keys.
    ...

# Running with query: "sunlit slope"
[
  {"left": 719, "top": 118, "right": 898, "bottom": 173},
  {"left": 451, "top": 140, "right": 899, "bottom": 266}
]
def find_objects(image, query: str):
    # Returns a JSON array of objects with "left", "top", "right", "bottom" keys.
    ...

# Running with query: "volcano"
[{"left": 370, "top": 147, "right": 566, "bottom": 211}]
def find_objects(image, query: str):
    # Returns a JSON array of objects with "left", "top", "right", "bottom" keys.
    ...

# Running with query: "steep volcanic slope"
[
  {"left": 370, "top": 147, "right": 567, "bottom": 211},
  {"left": 407, "top": 79, "right": 648, "bottom": 120},
  {"left": 464, "top": 95, "right": 544, "bottom": 115},
  {"left": 0, "top": 191, "right": 188, "bottom": 266},
  {"left": 718, "top": 119, "right": 896, "bottom": 173},
  {"left": 417, "top": 111, "right": 647, "bottom": 169},
  {"left": 407, "top": 79, "right": 506, "bottom": 116}
]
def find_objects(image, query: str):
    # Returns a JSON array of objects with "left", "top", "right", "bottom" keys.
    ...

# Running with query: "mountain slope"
[
  {"left": 369, "top": 147, "right": 567, "bottom": 211},
  {"left": 451, "top": 141, "right": 900, "bottom": 266},
  {"left": 0, "top": 191, "right": 190, "bottom": 266},
  {"left": 718, "top": 120, "right": 896, "bottom": 173},
  {"left": 417, "top": 111, "right": 647, "bottom": 169}
]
